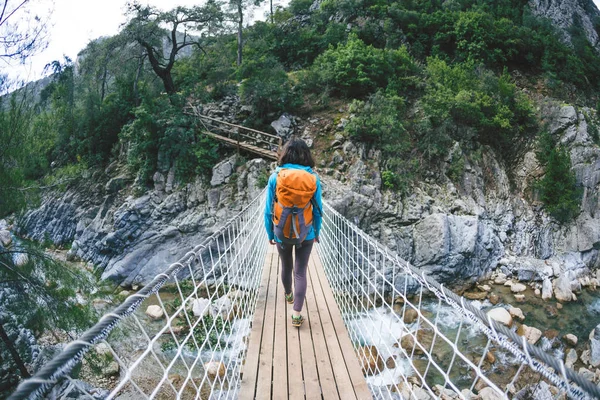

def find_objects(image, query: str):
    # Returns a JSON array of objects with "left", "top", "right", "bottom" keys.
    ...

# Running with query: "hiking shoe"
[
  {"left": 285, "top": 292, "right": 294, "bottom": 304},
  {"left": 291, "top": 314, "right": 304, "bottom": 328}
]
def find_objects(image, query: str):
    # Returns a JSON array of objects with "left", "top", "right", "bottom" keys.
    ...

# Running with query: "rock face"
[
  {"left": 210, "top": 156, "right": 237, "bottom": 187},
  {"left": 529, "top": 0, "right": 600, "bottom": 53},
  {"left": 18, "top": 158, "right": 270, "bottom": 286},
  {"left": 411, "top": 213, "right": 503, "bottom": 281},
  {"left": 320, "top": 100, "right": 600, "bottom": 285},
  {"left": 16, "top": 100, "right": 600, "bottom": 291}
]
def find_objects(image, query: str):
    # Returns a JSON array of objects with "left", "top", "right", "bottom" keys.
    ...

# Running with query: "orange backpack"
[{"left": 272, "top": 168, "right": 317, "bottom": 245}]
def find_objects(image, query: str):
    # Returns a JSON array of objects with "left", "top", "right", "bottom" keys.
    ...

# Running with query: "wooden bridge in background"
[
  {"left": 240, "top": 245, "right": 373, "bottom": 400},
  {"left": 185, "top": 104, "right": 281, "bottom": 160}
]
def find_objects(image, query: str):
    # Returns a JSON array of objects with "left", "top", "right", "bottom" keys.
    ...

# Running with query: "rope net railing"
[
  {"left": 9, "top": 190, "right": 268, "bottom": 400},
  {"left": 317, "top": 201, "right": 600, "bottom": 400}
]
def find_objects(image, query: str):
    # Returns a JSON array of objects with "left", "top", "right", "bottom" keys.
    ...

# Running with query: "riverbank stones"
[
  {"left": 487, "top": 308, "right": 512, "bottom": 327},
  {"left": 145, "top": 305, "right": 164, "bottom": 320}
]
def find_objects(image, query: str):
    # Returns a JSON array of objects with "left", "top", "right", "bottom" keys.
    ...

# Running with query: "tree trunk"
[
  {"left": 143, "top": 43, "right": 176, "bottom": 96},
  {"left": 237, "top": 1, "right": 243, "bottom": 67},
  {"left": 160, "top": 71, "right": 177, "bottom": 96},
  {"left": 133, "top": 52, "right": 145, "bottom": 106},
  {"left": 0, "top": 322, "right": 30, "bottom": 379},
  {"left": 270, "top": 0, "right": 273, "bottom": 24}
]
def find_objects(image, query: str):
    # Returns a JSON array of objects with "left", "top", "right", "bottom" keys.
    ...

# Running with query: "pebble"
[
  {"left": 494, "top": 273, "right": 507, "bottom": 285},
  {"left": 508, "top": 307, "right": 525, "bottom": 321},
  {"left": 145, "top": 305, "right": 164, "bottom": 320},
  {"left": 565, "top": 349, "right": 578, "bottom": 368},
  {"left": 205, "top": 361, "right": 226, "bottom": 379},
  {"left": 487, "top": 308, "right": 512, "bottom": 327},
  {"left": 564, "top": 333, "right": 578, "bottom": 347},
  {"left": 578, "top": 367, "right": 595, "bottom": 382},
  {"left": 517, "top": 324, "right": 542, "bottom": 345},
  {"left": 403, "top": 309, "right": 418, "bottom": 324},
  {"left": 488, "top": 293, "right": 500, "bottom": 305},
  {"left": 511, "top": 283, "right": 527, "bottom": 293},
  {"left": 514, "top": 294, "right": 525, "bottom": 302},
  {"left": 478, "top": 284, "right": 491, "bottom": 292}
]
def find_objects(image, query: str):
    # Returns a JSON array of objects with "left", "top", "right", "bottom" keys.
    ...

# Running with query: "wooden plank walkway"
[
  {"left": 240, "top": 245, "right": 372, "bottom": 400},
  {"left": 199, "top": 130, "right": 278, "bottom": 160}
]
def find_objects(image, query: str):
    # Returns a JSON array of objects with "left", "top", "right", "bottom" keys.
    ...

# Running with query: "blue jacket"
[{"left": 264, "top": 163, "right": 323, "bottom": 242}]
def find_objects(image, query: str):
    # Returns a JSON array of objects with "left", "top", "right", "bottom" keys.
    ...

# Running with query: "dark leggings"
[{"left": 276, "top": 239, "right": 314, "bottom": 312}]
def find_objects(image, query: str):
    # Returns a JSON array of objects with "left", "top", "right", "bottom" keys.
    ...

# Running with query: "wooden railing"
[{"left": 185, "top": 104, "right": 282, "bottom": 160}]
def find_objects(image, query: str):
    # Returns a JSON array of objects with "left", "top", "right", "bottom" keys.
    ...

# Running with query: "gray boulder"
[
  {"left": 412, "top": 214, "right": 503, "bottom": 281},
  {"left": 554, "top": 275, "right": 574, "bottom": 302},
  {"left": 0, "top": 230, "right": 11, "bottom": 247},
  {"left": 270, "top": 114, "right": 295, "bottom": 140},
  {"left": 589, "top": 323, "right": 600, "bottom": 367},
  {"left": 541, "top": 278, "right": 553, "bottom": 300},
  {"left": 210, "top": 156, "right": 236, "bottom": 187}
]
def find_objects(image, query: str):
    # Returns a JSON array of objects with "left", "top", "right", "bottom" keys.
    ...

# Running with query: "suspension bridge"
[{"left": 8, "top": 190, "right": 600, "bottom": 399}]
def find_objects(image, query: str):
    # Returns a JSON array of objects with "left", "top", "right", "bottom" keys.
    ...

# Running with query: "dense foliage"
[
  {"left": 535, "top": 131, "right": 582, "bottom": 222},
  {"left": 0, "top": 242, "right": 102, "bottom": 393},
  {"left": 2, "top": 0, "right": 598, "bottom": 215}
]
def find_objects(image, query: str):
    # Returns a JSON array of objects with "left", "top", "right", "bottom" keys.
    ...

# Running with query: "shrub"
[
  {"left": 346, "top": 91, "right": 407, "bottom": 145},
  {"left": 381, "top": 170, "right": 400, "bottom": 190},
  {"left": 310, "top": 34, "right": 418, "bottom": 97},
  {"left": 239, "top": 56, "right": 301, "bottom": 120},
  {"left": 422, "top": 58, "right": 535, "bottom": 158},
  {"left": 535, "top": 131, "right": 581, "bottom": 223},
  {"left": 121, "top": 94, "right": 220, "bottom": 184}
]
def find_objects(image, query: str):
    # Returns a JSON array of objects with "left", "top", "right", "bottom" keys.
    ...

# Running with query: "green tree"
[
  {"left": 535, "top": 132, "right": 581, "bottom": 223},
  {"left": 422, "top": 58, "right": 535, "bottom": 158},
  {"left": 0, "top": 92, "right": 33, "bottom": 216},
  {"left": 311, "top": 34, "right": 418, "bottom": 97},
  {"left": 121, "top": 94, "right": 220, "bottom": 184},
  {"left": 122, "top": 1, "right": 225, "bottom": 98},
  {"left": 239, "top": 56, "right": 300, "bottom": 121},
  {"left": 0, "top": 242, "right": 97, "bottom": 394}
]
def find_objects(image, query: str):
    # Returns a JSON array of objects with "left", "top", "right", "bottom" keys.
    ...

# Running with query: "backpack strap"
[{"left": 310, "top": 197, "right": 322, "bottom": 216}]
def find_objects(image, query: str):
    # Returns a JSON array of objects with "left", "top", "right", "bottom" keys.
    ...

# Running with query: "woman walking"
[{"left": 264, "top": 137, "right": 323, "bottom": 327}]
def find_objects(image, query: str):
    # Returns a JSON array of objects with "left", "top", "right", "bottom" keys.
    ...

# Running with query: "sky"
[
  {"left": 4, "top": 0, "right": 283, "bottom": 84},
  {"left": 4, "top": 0, "right": 600, "bottom": 84}
]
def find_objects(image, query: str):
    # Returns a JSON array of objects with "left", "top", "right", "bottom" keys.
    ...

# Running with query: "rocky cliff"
[
  {"left": 18, "top": 155, "right": 270, "bottom": 286},
  {"left": 17, "top": 97, "right": 600, "bottom": 299},
  {"left": 529, "top": 0, "right": 600, "bottom": 52},
  {"left": 316, "top": 98, "right": 600, "bottom": 296}
]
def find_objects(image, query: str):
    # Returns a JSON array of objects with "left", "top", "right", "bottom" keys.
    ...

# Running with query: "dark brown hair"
[{"left": 278, "top": 136, "right": 315, "bottom": 168}]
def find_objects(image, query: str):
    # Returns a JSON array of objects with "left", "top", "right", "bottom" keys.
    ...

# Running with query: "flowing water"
[{"left": 346, "top": 284, "right": 600, "bottom": 394}]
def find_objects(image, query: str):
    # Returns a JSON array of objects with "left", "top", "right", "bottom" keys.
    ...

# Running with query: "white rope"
[
  {"left": 10, "top": 192, "right": 600, "bottom": 400},
  {"left": 317, "top": 200, "right": 598, "bottom": 400},
  {"left": 10, "top": 190, "right": 268, "bottom": 400}
]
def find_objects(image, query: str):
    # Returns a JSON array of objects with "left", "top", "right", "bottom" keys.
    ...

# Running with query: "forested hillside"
[{"left": 1, "top": 0, "right": 599, "bottom": 220}]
